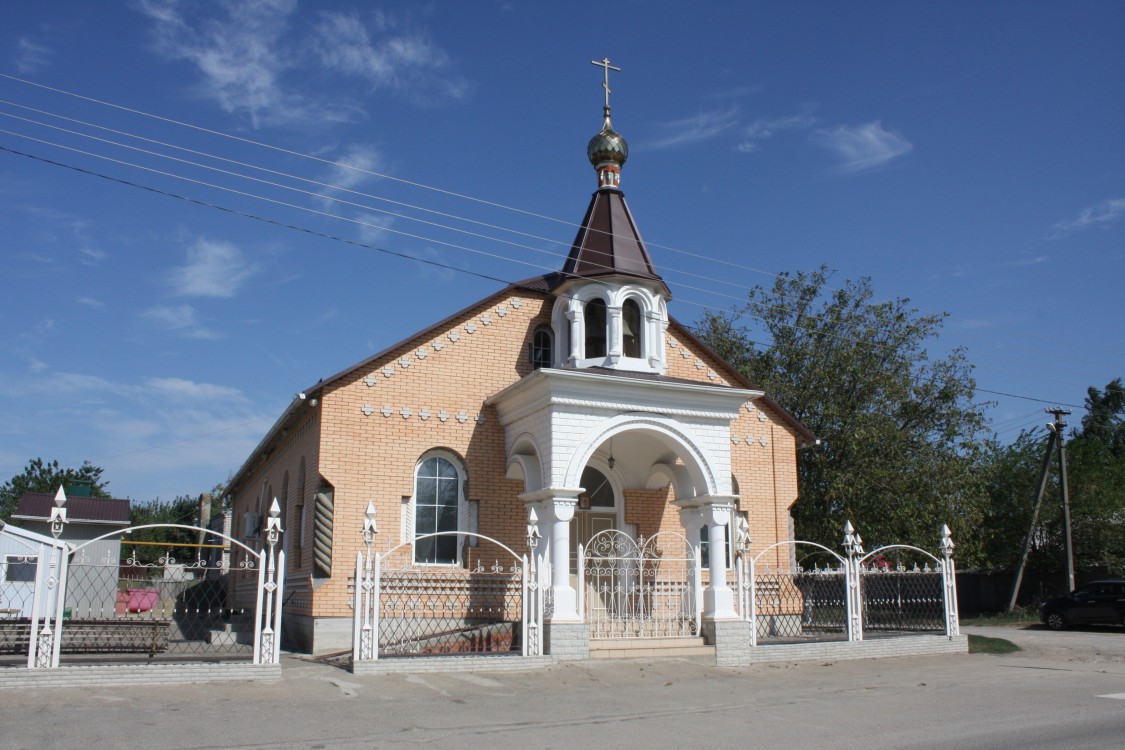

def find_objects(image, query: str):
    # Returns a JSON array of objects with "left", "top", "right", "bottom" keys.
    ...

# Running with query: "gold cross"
[{"left": 591, "top": 57, "right": 621, "bottom": 111}]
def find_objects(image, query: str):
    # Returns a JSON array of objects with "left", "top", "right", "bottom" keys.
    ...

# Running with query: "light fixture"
[{"left": 608, "top": 436, "right": 615, "bottom": 469}]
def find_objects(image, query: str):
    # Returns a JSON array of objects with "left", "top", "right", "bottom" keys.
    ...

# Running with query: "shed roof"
[{"left": 13, "top": 492, "right": 131, "bottom": 526}]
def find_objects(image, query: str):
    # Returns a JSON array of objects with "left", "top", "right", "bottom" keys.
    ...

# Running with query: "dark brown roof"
[
  {"left": 13, "top": 492, "right": 131, "bottom": 525},
  {"left": 561, "top": 188, "right": 668, "bottom": 292}
]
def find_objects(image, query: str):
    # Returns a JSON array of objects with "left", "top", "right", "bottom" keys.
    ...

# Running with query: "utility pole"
[
  {"left": 1048, "top": 408, "right": 1076, "bottom": 592},
  {"left": 1007, "top": 427, "right": 1057, "bottom": 611}
]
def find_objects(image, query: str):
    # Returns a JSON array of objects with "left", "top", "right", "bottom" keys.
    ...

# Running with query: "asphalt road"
[{"left": 2, "top": 625, "right": 1123, "bottom": 750}]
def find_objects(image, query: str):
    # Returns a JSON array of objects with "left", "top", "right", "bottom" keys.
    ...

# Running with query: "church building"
[{"left": 225, "top": 66, "right": 813, "bottom": 656}]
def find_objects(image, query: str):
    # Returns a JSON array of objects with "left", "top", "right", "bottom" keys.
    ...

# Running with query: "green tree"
[
  {"left": 979, "top": 380, "right": 1125, "bottom": 579},
  {"left": 125, "top": 495, "right": 202, "bottom": 565},
  {"left": 1, "top": 457, "right": 109, "bottom": 523},
  {"left": 696, "top": 266, "right": 990, "bottom": 561}
]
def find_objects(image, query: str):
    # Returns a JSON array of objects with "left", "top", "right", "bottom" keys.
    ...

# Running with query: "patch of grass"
[
  {"left": 968, "top": 634, "right": 1021, "bottom": 654},
  {"left": 960, "top": 608, "right": 1039, "bottom": 627}
]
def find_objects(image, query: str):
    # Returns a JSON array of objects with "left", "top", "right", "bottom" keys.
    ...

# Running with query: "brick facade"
[{"left": 227, "top": 282, "right": 806, "bottom": 653}]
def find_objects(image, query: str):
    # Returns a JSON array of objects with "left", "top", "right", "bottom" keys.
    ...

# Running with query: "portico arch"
[{"left": 562, "top": 414, "right": 719, "bottom": 500}]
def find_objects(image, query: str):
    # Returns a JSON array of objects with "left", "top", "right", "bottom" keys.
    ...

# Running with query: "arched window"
[
  {"left": 530, "top": 326, "right": 553, "bottom": 369},
  {"left": 622, "top": 299, "right": 643, "bottom": 358},
  {"left": 414, "top": 453, "right": 465, "bottom": 564},
  {"left": 584, "top": 298, "right": 607, "bottom": 358}
]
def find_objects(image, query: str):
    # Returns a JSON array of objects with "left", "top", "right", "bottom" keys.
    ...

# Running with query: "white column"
[
  {"left": 607, "top": 304, "right": 622, "bottom": 364},
  {"left": 566, "top": 303, "right": 582, "bottom": 364},
  {"left": 543, "top": 496, "right": 580, "bottom": 622},
  {"left": 701, "top": 503, "right": 738, "bottom": 620}
]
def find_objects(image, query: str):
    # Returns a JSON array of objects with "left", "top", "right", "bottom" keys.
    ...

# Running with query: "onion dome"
[{"left": 588, "top": 110, "right": 628, "bottom": 189}]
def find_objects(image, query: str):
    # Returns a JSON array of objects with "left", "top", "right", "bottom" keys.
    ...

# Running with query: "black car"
[{"left": 1038, "top": 579, "right": 1125, "bottom": 630}]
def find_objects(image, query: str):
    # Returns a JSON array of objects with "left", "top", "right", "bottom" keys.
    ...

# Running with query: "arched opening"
[
  {"left": 584, "top": 298, "right": 607, "bottom": 358},
  {"left": 622, "top": 298, "right": 643, "bottom": 358},
  {"left": 530, "top": 325, "right": 553, "bottom": 369},
  {"left": 413, "top": 452, "right": 466, "bottom": 565}
]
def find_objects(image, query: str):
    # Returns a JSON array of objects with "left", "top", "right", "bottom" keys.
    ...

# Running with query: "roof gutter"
[{"left": 224, "top": 391, "right": 319, "bottom": 498}]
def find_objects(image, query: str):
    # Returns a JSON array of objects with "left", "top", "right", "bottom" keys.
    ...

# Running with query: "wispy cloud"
[
  {"left": 135, "top": 0, "right": 303, "bottom": 127},
  {"left": 645, "top": 107, "right": 740, "bottom": 150},
  {"left": 310, "top": 10, "right": 468, "bottom": 104},
  {"left": 1050, "top": 197, "right": 1125, "bottom": 238},
  {"left": 736, "top": 106, "right": 818, "bottom": 153},
  {"left": 142, "top": 304, "right": 220, "bottom": 339},
  {"left": 77, "top": 297, "right": 105, "bottom": 310},
  {"left": 811, "top": 120, "right": 913, "bottom": 173},
  {"left": 144, "top": 377, "right": 245, "bottom": 402},
  {"left": 170, "top": 238, "right": 254, "bottom": 298},
  {"left": 135, "top": 1, "right": 464, "bottom": 126},
  {"left": 315, "top": 143, "right": 386, "bottom": 211},
  {"left": 14, "top": 36, "right": 53, "bottom": 73}
]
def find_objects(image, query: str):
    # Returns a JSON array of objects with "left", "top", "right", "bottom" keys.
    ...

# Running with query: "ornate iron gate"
[
  {"left": 858, "top": 545, "right": 947, "bottom": 634},
  {"left": 352, "top": 530, "right": 540, "bottom": 661},
  {"left": 579, "top": 530, "right": 698, "bottom": 639},
  {"left": 2, "top": 499, "right": 284, "bottom": 669}
]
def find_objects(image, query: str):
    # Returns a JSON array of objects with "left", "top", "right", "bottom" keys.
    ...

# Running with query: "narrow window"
[
  {"left": 585, "top": 298, "right": 607, "bottom": 358},
  {"left": 5, "top": 555, "right": 37, "bottom": 583},
  {"left": 622, "top": 299, "right": 643, "bottom": 358},
  {"left": 530, "top": 326, "right": 553, "bottom": 369},
  {"left": 414, "top": 455, "right": 463, "bottom": 564}
]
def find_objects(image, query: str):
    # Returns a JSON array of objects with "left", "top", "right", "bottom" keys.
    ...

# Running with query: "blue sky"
[{"left": 1, "top": 1, "right": 1122, "bottom": 503}]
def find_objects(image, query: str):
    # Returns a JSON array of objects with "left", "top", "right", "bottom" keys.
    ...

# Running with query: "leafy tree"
[
  {"left": 981, "top": 380, "right": 1125, "bottom": 579},
  {"left": 696, "top": 266, "right": 990, "bottom": 562},
  {"left": 1, "top": 458, "right": 109, "bottom": 523},
  {"left": 125, "top": 495, "right": 203, "bottom": 565}
]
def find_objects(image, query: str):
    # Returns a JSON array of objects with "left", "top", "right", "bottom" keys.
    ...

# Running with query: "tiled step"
[{"left": 589, "top": 637, "right": 715, "bottom": 660}]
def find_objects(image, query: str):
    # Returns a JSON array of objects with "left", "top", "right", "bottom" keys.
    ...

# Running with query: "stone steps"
[{"left": 589, "top": 636, "right": 715, "bottom": 660}]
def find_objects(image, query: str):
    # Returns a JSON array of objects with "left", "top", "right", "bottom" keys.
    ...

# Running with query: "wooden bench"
[{"left": 0, "top": 618, "right": 171, "bottom": 654}]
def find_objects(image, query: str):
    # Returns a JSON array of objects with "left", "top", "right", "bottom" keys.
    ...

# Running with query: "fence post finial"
[
  {"left": 526, "top": 506, "right": 541, "bottom": 549},
  {"left": 940, "top": 524, "right": 955, "bottom": 559},
  {"left": 49, "top": 486, "right": 68, "bottom": 539},
  {"left": 363, "top": 501, "right": 378, "bottom": 548}
]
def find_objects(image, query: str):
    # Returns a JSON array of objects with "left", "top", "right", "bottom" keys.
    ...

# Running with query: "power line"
[
  {"left": 2, "top": 72, "right": 1120, "bottom": 360},
  {"left": 1, "top": 115, "right": 1113, "bottom": 388}
]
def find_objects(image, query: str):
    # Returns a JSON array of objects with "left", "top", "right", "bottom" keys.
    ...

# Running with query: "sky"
[{"left": 1, "top": 1, "right": 1122, "bottom": 504}]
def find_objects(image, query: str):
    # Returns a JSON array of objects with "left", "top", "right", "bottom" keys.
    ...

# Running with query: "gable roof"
[{"left": 13, "top": 492, "right": 131, "bottom": 525}]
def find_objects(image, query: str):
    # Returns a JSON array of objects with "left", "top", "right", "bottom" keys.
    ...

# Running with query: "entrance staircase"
[{"left": 589, "top": 636, "right": 714, "bottom": 660}]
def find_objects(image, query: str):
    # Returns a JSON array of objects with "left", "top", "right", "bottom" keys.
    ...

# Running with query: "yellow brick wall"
[{"left": 232, "top": 288, "right": 805, "bottom": 620}]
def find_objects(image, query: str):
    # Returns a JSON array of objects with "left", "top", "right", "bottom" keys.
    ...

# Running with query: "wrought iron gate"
[
  {"left": 858, "top": 545, "right": 947, "bottom": 634},
  {"left": 352, "top": 531, "right": 541, "bottom": 661},
  {"left": 579, "top": 530, "right": 698, "bottom": 639},
  {"left": 1, "top": 500, "right": 284, "bottom": 670}
]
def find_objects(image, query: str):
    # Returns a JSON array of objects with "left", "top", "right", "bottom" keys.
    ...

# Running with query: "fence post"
[
  {"left": 843, "top": 521, "right": 865, "bottom": 642},
  {"left": 256, "top": 499, "right": 283, "bottom": 665},
  {"left": 354, "top": 503, "right": 378, "bottom": 662},
  {"left": 525, "top": 508, "right": 542, "bottom": 657},
  {"left": 747, "top": 556, "right": 758, "bottom": 647},
  {"left": 940, "top": 524, "right": 960, "bottom": 638}
]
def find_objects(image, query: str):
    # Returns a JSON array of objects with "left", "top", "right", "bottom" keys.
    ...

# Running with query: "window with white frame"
[
  {"left": 699, "top": 514, "right": 739, "bottom": 569},
  {"left": 584, "top": 298, "right": 608, "bottom": 358},
  {"left": 622, "top": 298, "right": 643, "bottom": 358},
  {"left": 530, "top": 325, "right": 553, "bottom": 369},
  {"left": 4, "top": 555, "right": 37, "bottom": 583},
  {"left": 413, "top": 452, "right": 466, "bottom": 564}
]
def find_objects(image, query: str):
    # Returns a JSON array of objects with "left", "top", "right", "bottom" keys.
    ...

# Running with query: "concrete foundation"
[{"left": 544, "top": 621, "right": 590, "bottom": 661}]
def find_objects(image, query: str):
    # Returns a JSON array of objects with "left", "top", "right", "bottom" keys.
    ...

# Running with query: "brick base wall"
[{"left": 0, "top": 662, "right": 281, "bottom": 690}]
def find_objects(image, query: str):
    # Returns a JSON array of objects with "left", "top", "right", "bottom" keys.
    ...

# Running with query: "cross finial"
[{"left": 591, "top": 57, "right": 621, "bottom": 114}]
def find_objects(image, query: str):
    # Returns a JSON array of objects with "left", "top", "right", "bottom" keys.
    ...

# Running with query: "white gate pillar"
[
  {"left": 675, "top": 495, "right": 739, "bottom": 621},
  {"left": 521, "top": 488, "right": 582, "bottom": 622}
]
